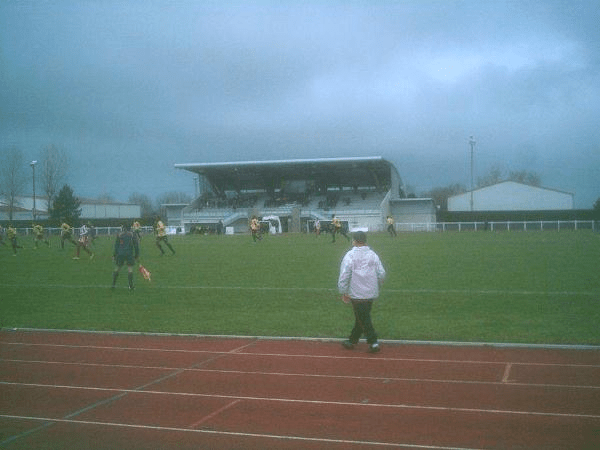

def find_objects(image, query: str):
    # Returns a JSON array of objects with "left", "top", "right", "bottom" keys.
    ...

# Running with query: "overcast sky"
[{"left": 1, "top": 0, "right": 599, "bottom": 208}]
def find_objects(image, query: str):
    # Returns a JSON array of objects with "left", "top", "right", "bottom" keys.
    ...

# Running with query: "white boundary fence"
[
  {"left": 8, "top": 221, "right": 598, "bottom": 235},
  {"left": 397, "top": 220, "right": 597, "bottom": 232},
  {"left": 12, "top": 226, "right": 154, "bottom": 237}
]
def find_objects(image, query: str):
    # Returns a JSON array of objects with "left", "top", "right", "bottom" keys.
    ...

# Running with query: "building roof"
[
  {"left": 174, "top": 156, "right": 400, "bottom": 194},
  {"left": 466, "top": 180, "right": 574, "bottom": 197}
]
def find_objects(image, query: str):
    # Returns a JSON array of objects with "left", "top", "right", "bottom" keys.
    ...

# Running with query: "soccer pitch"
[{"left": 1, "top": 230, "right": 599, "bottom": 345}]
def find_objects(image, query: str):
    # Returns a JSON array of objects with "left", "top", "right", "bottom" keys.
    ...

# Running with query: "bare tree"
[
  {"left": 97, "top": 193, "right": 116, "bottom": 203},
  {"left": 0, "top": 147, "right": 27, "bottom": 221},
  {"left": 477, "top": 164, "right": 504, "bottom": 188},
  {"left": 508, "top": 170, "right": 541, "bottom": 186},
  {"left": 156, "top": 191, "right": 192, "bottom": 217},
  {"left": 40, "top": 144, "right": 68, "bottom": 211},
  {"left": 423, "top": 183, "right": 466, "bottom": 211},
  {"left": 128, "top": 192, "right": 155, "bottom": 219}
]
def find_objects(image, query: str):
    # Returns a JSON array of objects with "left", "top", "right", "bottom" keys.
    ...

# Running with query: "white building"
[
  {"left": 448, "top": 181, "right": 574, "bottom": 212},
  {"left": 0, "top": 196, "right": 141, "bottom": 221}
]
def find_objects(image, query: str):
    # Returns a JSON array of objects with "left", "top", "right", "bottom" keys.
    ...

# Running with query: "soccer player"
[
  {"left": 338, "top": 231, "right": 386, "bottom": 353},
  {"left": 32, "top": 223, "right": 50, "bottom": 248},
  {"left": 386, "top": 215, "right": 397, "bottom": 237},
  {"left": 331, "top": 215, "right": 350, "bottom": 243},
  {"left": 154, "top": 217, "right": 175, "bottom": 255},
  {"left": 112, "top": 224, "right": 140, "bottom": 291},
  {"left": 73, "top": 223, "right": 94, "bottom": 260},
  {"left": 132, "top": 220, "right": 142, "bottom": 241},
  {"left": 60, "top": 222, "right": 77, "bottom": 249},
  {"left": 250, "top": 216, "right": 262, "bottom": 242},
  {"left": 6, "top": 225, "right": 23, "bottom": 255},
  {"left": 314, "top": 218, "right": 321, "bottom": 236}
]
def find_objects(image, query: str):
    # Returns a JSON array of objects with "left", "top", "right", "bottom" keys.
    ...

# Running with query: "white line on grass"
[{"left": 1, "top": 282, "right": 597, "bottom": 297}]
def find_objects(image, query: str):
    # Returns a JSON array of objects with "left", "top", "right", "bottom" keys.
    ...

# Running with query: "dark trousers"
[{"left": 349, "top": 300, "right": 378, "bottom": 345}]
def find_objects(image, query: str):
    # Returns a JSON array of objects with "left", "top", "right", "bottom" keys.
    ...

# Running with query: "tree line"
[{"left": 0, "top": 145, "right": 191, "bottom": 224}]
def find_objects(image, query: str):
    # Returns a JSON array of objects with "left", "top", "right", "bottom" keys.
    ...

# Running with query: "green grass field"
[{"left": 1, "top": 230, "right": 599, "bottom": 345}]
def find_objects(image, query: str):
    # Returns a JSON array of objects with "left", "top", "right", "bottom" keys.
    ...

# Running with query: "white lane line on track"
[
  {"left": 502, "top": 363, "right": 512, "bottom": 383},
  {"left": 2, "top": 360, "right": 600, "bottom": 391},
  {"left": 1, "top": 282, "right": 597, "bottom": 297},
  {"left": 188, "top": 399, "right": 241, "bottom": 429},
  {"left": 0, "top": 414, "right": 483, "bottom": 450},
  {"left": 0, "top": 340, "right": 259, "bottom": 447},
  {"left": 2, "top": 382, "right": 600, "bottom": 420},
  {"left": 4, "top": 341, "right": 600, "bottom": 368}
]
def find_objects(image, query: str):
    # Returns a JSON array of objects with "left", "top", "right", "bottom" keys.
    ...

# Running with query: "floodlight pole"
[
  {"left": 469, "top": 136, "right": 476, "bottom": 212},
  {"left": 30, "top": 160, "right": 38, "bottom": 221}
]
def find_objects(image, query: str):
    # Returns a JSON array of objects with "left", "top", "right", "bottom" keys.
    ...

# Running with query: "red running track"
[{"left": 1, "top": 329, "right": 599, "bottom": 449}]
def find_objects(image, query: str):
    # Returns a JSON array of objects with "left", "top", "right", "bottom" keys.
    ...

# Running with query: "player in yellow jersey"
[
  {"left": 32, "top": 223, "right": 50, "bottom": 248},
  {"left": 331, "top": 215, "right": 350, "bottom": 243},
  {"left": 60, "top": 222, "right": 77, "bottom": 249},
  {"left": 250, "top": 216, "right": 262, "bottom": 242},
  {"left": 7, "top": 225, "right": 23, "bottom": 255},
  {"left": 132, "top": 220, "right": 142, "bottom": 241},
  {"left": 386, "top": 215, "right": 397, "bottom": 237},
  {"left": 154, "top": 217, "right": 175, "bottom": 255}
]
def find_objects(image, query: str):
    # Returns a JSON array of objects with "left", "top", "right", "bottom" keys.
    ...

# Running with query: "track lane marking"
[
  {"left": 189, "top": 399, "right": 241, "bottom": 429},
  {"left": 2, "top": 382, "right": 599, "bottom": 420},
  {"left": 2, "top": 360, "right": 599, "bottom": 390},
  {"left": 4, "top": 342, "right": 599, "bottom": 368},
  {"left": 0, "top": 414, "right": 483, "bottom": 449},
  {"left": 0, "top": 340, "right": 259, "bottom": 447},
  {"left": 502, "top": 363, "right": 512, "bottom": 383}
]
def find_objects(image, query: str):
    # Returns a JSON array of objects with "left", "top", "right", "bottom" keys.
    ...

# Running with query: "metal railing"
[{"left": 395, "top": 220, "right": 597, "bottom": 232}]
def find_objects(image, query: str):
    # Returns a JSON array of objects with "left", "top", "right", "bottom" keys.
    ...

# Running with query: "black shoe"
[
  {"left": 342, "top": 340, "right": 355, "bottom": 350},
  {"left": 368, "top": 343, "right": 381, "bottom": 353}
]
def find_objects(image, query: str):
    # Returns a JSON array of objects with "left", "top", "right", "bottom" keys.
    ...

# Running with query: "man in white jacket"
[{"left": 338, "top": 231, "right": 386, "bottom": 353}]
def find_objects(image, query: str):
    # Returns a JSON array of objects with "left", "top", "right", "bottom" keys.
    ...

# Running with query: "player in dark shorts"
[
  {"left": 154, "top": 217, "right": 175, "bottom": 255},
  {"left": 7, "top": 225, "right": 23, "bottom": 255},
  {"left": 132, "top": 220, "right": 142, "bottom": 241},
  {"left": 112, "top": 224, "right": 140, "bottom": 291},
  {"left": 60, "top": 222, "right": 77, "bottom": 249},
  {"left": 33, "top": 223, "right": 50, "bottom": 248},
  {"left": 73, "top": 223, "right": 94, "bottom": 260},
  {"left": 331, "top": 215, "right": 350, "bottom": 243}
]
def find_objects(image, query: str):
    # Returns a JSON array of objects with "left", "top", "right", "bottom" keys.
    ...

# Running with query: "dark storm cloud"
[{"left": 1, "top": 1, "right": 598, "bottom": 207}]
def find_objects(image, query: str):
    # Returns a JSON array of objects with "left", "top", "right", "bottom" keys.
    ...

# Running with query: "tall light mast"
[
  {"left": 30, "top": 160, "right": 38, "bottom": 221},
  {"left": 469, "top": 136, "right": 476, "bottom": 211}
]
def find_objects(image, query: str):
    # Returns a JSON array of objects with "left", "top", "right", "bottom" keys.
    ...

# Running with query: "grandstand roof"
[{"left": 175, "top": 156, "right": 400, "bottom": 194}]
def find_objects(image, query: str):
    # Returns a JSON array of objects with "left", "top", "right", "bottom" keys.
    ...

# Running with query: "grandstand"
[{"left": 169, "top": 156, "right": 435, "bottom": 233}]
